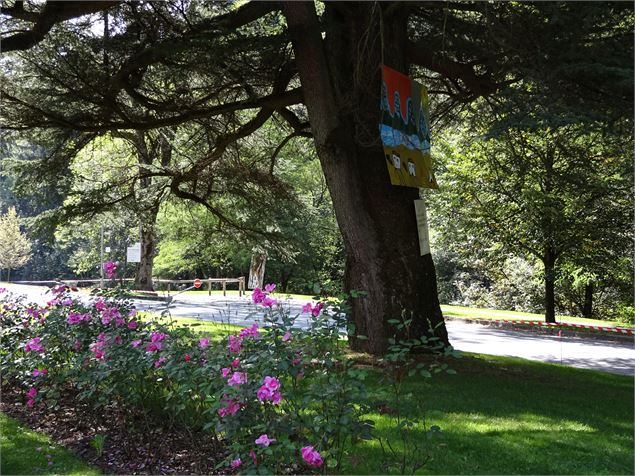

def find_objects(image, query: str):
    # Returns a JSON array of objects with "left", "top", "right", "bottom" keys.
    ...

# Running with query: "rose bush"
[{"left": 0, "top": 284, "right": 373, "bottom": 474}]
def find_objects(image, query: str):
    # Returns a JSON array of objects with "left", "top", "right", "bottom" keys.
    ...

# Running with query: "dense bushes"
[{"left": 0, "top": 285, "right": 374, "bottom": 473}]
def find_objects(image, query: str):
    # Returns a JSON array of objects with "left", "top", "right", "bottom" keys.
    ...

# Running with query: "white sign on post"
[
  {"left": 126, "top": 242, "right": 141, "bottom": 263},
  {"left": 414, "top": 200, "right": 431, "bottom": 256}
]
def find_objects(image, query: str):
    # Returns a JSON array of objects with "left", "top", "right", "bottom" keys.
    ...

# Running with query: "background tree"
[
  {"left": 430, "top": 120, "right": 632, "bottom": 323},
  {"left": 1, "top": 1, "right": 632, "bottom": 352},
  {"left": 0, "top": 207, "right": 32, "bottom": 281}
]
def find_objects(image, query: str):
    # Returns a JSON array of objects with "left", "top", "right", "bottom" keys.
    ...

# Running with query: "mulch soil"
[{"left": 1, "top": 383, "right": 229, "bottom": 475}]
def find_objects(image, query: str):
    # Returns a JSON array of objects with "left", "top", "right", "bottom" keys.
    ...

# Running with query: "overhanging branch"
[
  {"left": 407, "top": 41, "right": 501, "bottom": 98},
  {"left": 1, "top": 1, "right": 120, "bottom": 51},
  {"left": 1, "top": 88, "right": 304, "bottom": 131}
]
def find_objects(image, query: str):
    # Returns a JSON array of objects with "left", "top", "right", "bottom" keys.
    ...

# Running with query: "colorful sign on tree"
[{"left": 380, "top": 65, "right": 437, "bottom": 189}]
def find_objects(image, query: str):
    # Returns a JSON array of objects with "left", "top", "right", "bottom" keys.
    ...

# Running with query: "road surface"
[{"left": 2, "top": 283, "right": 633, "bottom": 375}]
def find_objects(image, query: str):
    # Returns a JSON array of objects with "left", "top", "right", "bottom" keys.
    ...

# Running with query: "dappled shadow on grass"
[{"left": 347, "top": 355, "right": 634, "bottom": 475}]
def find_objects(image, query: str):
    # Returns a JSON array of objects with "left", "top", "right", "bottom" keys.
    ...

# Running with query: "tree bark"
[
  {"left": 135, "top": 206, "right": 159, "bottom": 291},
  {"left": 543, "top": 247, "right": 557, "bottom": 323},
  {"left": 280, "top": 268, "right": 293, "bottom": 293},
  {"left": 131, "top": 130, "right": 172, "bottom": 291},
  {"left": 582, "top": 281, "right": 593, "bottom": 319},
  {"left": 283, "top": 2, "right": 448, "bottom": 354}
]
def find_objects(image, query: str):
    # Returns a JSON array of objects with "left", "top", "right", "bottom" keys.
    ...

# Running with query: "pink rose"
[
  {"left": 239, "top": 324, "right": 260, "bottom": 339},
  {"left": 311, "top": 302, "right": 324, "bottom": 317},
  {"left": 228, "top": 335, "right": 242, "bottom": 353},
  {"left": 262, "top": 296, "right": 277, "bottom": 307},
  {"left": 227, "top": 371, "right": 247, "bottom": 386},
  {"left": 251, "top": 288, "right": 265, "bottom": 304},
  {"left": 255, "top": 434, "right": 277, "bottom": 446},
  {"left": 301, "top": 446, "right": 323, "bottom": 467},
  {"left": 24, "top": 337, "right": 44, "bottom": 353}
]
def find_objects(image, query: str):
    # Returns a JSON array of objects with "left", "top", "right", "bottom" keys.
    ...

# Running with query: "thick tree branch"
[
  {"left": 268, "top": 130, "right": 312, "bottom": 174},
  {"left": 1, "top": 1, "right": 119, "bottom": 51},
  {"left": 407, "top": 41, "right": 501, "bottom": 98},
  {"left": 276, "top": 108, "right": 310, "bottom": 132},
  {"left": 107, "top": 3, "right": 281, "bottom": 95},
  {"left": 2, "top": 88, "right": 304, "bottom": 131}
]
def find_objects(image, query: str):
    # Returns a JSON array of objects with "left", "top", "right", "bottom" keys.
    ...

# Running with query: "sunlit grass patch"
[{"left": 0, "top": 413, "right": 100, "bottom": 475}]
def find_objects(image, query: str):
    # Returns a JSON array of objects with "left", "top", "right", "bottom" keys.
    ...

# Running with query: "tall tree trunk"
[
  {"left": 135, "top": 206, "right": 159, "bottom": 291},
  {"left": 543, "top": 247, "right": 556, "bottom": 323},
  {"left": 280, "top": 268, "right": 293, "bottom": 293},
  {"left": 284, "top": 2, "right": 448, "bottom": 354},
  {"left": 131, "top": 130, "right": 172, "bottom": 291},
  {"left": 582, "top": 281, "right": 593, "bottom": 319}
]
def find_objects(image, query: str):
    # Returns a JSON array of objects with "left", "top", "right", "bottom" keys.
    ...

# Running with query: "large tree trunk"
[
  {"left": 284, "top": 2, "right": 448, "bottom": 354},
  {"left": 582, "top": 281, "right": 593, "bottom": 319},
  {"left": 543, "top": 247, "right": 557, "bottom": 323},
  {"left": 135, "top": 206, "right": 159, "bottom": 291}
]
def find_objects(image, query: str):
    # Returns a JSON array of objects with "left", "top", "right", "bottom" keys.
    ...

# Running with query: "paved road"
[{"left": 3, "top": 283, "right": 633, "bottom": 376}]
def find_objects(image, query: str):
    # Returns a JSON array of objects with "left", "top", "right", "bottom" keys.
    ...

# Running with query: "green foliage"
[
  {"left": 0, "top": 207, "right": 32, "bottom": 279},
  {"left": 89, "top": 434, "right": 107, "bottom": 458},
  {"left": 378, "top": 314, "right": 459, "bottom": 474},
  {"left": 0, "top": 286, "right": 374, "bottom": 473},
  {"left": 347, "top": 354, "right": 633, "bottom": 475},
  {"left": 429, "top": 118, "right": 632, "bottom": 320}
]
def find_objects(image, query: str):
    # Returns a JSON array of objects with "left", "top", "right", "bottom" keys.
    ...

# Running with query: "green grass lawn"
[
  {"left": 346, "top": 354, "right": 634, "bottom": 475},
  {"left": 144, "top": 313, "right": 242, "bottom": 336},
  {"left": 0, "top": 413, "right": 99, "bottom": 475},
  {"left": 441, "top": 305, "right": 633, "bottom": 328}
]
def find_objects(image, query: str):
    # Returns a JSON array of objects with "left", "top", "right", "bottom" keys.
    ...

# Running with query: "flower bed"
[{"left": 0, "top": 284, "right": 373, "bottom": 474}]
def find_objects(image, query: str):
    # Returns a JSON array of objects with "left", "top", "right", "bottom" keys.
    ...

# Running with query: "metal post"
[
  {"left": 208, "top": 279, "right": 212, "bottom": 296},
  {"left": 100, "top": 225, "right": 104, "bottom": 288},
  {"left": 222, "top": 279, "right": 226, "bottom": 297}
]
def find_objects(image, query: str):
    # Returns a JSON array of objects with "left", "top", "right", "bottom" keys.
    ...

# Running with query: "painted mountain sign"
[{"left": 380, "top": 65, "right": 437, "bottom": 189}]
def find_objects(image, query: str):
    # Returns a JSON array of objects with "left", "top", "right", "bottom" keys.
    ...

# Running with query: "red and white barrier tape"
[{"left": 492, "top": 319, "right": 633, "bottom": 335}]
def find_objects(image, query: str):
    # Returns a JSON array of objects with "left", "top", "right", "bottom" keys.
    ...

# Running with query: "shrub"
[{"left": 0, "top": 284, "right": 374, "bottom": 474}]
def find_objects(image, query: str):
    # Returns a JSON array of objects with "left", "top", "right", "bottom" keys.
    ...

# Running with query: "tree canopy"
[{"left": 1, "top": 1, "right": 632, "bottom": 352}]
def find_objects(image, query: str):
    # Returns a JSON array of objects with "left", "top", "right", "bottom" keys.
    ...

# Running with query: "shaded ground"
[{"left": 1, "top": 384, "right": 226, "bottom": 475}]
